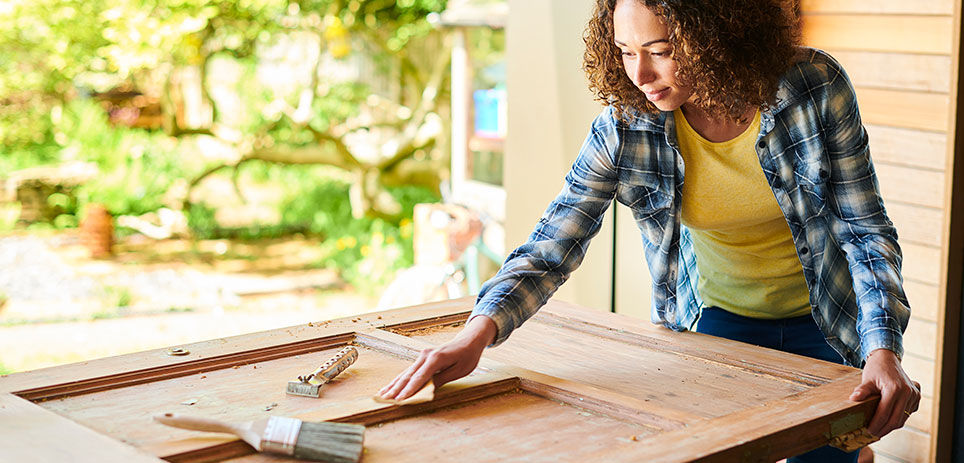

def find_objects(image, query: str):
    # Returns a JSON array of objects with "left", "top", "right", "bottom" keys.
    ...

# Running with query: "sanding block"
[
  {"left": 372, "top": 380, "right": 435, "bottom": 405},
  {"left": 287, "top": 346, "right": 359, "bottom": 397}
]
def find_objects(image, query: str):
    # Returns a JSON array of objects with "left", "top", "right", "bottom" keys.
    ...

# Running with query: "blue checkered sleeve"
[
  {"left": 820, "top": 59, "right": 911, "bottom": 361},
  {"left": 471, "top": 114, "right": 620, "bottom": 345}
]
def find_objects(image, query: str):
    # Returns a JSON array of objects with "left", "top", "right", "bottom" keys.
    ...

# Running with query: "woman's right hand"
[{"left": 377, "top": 315, "right": 497, "bottom": 401}]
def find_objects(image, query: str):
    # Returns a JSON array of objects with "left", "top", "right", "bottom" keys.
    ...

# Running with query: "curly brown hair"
[{"left": 584, "top": 0, "right": 800, "bottom": 122}]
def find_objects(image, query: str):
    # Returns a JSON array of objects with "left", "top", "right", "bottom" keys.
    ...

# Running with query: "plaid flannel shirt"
[{"left": 471, "top": 48, "right": 911, "bottom": 367}]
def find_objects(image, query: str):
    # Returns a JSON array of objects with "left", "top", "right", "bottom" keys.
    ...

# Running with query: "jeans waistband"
[{"left": 701, "top": 306, "right": 814, "bottom": 327}]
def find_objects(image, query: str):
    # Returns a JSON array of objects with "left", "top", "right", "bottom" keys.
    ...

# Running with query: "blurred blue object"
[{"left": 473, "top": 89, "right": 506, "bottom": 139}]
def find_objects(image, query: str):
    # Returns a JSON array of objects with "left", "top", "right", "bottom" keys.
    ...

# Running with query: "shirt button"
[
  {"left": 757, "top": 141, "right": 766, "bottom": 149},
  {"left": 801, "top": 247, "right": 809, "bottom": 255},
  {"left": 819, "top": 169, "right": 828, "bottom": 179}
]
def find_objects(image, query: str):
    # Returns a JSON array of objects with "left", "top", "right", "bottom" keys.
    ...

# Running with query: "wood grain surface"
[{"left": 0, "top": 297, "right": 878, "bottom": 462}]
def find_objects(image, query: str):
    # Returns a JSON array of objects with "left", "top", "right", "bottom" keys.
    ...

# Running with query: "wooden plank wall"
[{"left": 801, "top": 1, "right": 956, "bottom": 462}]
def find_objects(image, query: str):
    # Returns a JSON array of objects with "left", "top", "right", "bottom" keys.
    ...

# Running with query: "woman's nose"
[{"left": 632, "top": 60, "right": 655, "bottom": 87}]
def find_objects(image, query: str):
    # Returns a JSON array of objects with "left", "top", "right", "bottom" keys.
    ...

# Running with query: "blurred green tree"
[{"left": 0, "top": 0, "right": 450, "bottom": 220}]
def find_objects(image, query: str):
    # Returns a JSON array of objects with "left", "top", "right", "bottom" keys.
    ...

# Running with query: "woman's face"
[{"left": 612, "top": 0, "right": 693, "bottom": 112}]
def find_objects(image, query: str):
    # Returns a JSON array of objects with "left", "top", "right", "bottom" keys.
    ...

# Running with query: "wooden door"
[{"left": 0, "top": 298, "right": 877, "bottom": 462}]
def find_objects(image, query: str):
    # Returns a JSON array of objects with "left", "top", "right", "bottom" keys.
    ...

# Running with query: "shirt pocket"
[
  {"left": 796, "top": 152, "right": 831, "bottom": 215},
  {"left": 615, "top": 168, "right": 673, "bottom": 212},
  {"left": 615, "top": 170, "right": 674, "bottom": 245}
]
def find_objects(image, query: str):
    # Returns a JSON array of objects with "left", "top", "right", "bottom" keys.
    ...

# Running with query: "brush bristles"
[{"left": 293, "top": 422, "right": 366, "bottom": 463}]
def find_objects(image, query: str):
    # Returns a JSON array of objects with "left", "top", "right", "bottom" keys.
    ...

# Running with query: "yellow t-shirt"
[{"left": 675, "top": 108, "right": 810, "bottom": 319}]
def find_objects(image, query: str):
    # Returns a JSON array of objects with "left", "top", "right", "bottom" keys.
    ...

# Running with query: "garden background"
[{"left": 0, "top": 0, "right": 504, "bottom": 373}]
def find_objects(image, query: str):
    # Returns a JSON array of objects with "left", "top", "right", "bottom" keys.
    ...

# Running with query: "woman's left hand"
[{"left": 849, "top": 348, "right": 921, "bottom": 438}]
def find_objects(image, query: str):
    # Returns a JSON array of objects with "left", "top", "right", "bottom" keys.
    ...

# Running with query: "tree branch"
[
  {"left": 354, "top": 26, "right": 426, "bottom": 96},
  {"left": 300, "top": 122, "right": 365, "bottom": 169},
  {"left": 376, "top": 34, "right": 452, "bottom": 170}
]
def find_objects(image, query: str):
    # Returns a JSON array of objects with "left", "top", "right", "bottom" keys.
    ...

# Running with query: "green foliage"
[
  {"left": 0, "top": 143, "right": 62, "bottom": 177},
  {"left": 165, "top": 306, "right": 196, "bottom": 313},
  {"left": 0, "top": 0, "right": 109, "bottom": 148},
  {"left": 35, "top": 99, "right": 190, "bottom": 219},
  {"left": 305, "top": 82, "right": 370, "bottom": 135},
  {"left": 2, "top": 0, "right": 452, "bottom": 292},
  {"left": 0, "top": 97, "right": 191, "bottom": 225},
  {"left": 287, "top": 176, "right": 438, "bottom": 292},
  {"left": 0, "top": 0, "right": 449, "bottom": 149},
  {"left": 320, "top": 216, "right": 435, "bottom": 292},
  {"left": 185, "top": 202, "right": 220, "bottom": 238},
  {"left": 103, "top": 285, "right": 134, "bottom": 308},
  {"left": 468, "top": 27, "right": 506, "bottom": 89},
  {"left": 185, "top": 165, "right": 439, "bottom": 291},
  {"left": 0, "top": 204, "right": 20, "bottom": 232},
  {"left": 52, "top": 213, "right": 78, "bottom": 229}
]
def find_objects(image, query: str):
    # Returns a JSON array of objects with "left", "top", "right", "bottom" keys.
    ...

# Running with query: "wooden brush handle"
[{"left": 154, "top": 413, "right": 242, "bottom": 435}]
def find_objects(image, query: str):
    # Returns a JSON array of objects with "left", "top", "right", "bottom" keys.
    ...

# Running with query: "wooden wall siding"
[
  {"left": 906, "top": 318, "right": 939, "bottom": 359},
  {"left": 801, "top": 2, "right": 955, "bottom": 461},
  {"left": 901, "top": 242, "right": 942, "bottom": 286},
  {"left": 866, "top": 125, "right": 947, "bottom": 171},
  {"left": 855, "top": 88, "right": 950, "bottom": 132},
  {"left": 886, "top": 202, "right": 943, "bottom": 247},
  {"left": 802, "top": 15, "right": 952, "bottom": 55},
  {"left": 903, "top": 280, "right": 939, "bottom": 323},
  {"left": 904, "top": 355, "right": 935, "bottom": 401},
  {"left": 874, "top": 428, "right": 932, "bottom": 463},
  {"left": 832, "top": 52, "right": 951, "bottom": 93},
  {"left": 875, "top": 165, "right": 945, "bottom": 209},
  {"left": 802, "top": 0, "right": 954, "bottom": 16},
  {"left": 910, "top": 396, "right": 934, "bottom": 432}
]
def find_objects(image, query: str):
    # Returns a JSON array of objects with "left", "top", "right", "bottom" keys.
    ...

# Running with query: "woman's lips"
[{"left": 644, "top": 87, "right": 669, "bottom": 102}]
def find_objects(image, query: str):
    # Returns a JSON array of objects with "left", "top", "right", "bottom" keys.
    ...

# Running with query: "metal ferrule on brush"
[{"left": 261, "top": 416, "right": 302, "bottom": 455}]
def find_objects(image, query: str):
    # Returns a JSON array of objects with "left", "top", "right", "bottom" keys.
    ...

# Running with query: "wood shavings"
[
  {"left": 181, "top": 398, "right": 198, "bottom": 406},
  {"left": 263, "top": 403, "right": 278, "bottom": 411},
  {"left": 388, "top": 322, "right": 465, "bottom": 337}
]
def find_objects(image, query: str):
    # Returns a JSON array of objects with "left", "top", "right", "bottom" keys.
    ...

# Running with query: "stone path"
[{"left": 0, "top": 233, "right": 378, "bottom": 373}]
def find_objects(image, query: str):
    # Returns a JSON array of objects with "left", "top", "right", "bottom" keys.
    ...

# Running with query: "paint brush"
[{"left": 154, "top": 413, "right": 364, "bottom": 463}]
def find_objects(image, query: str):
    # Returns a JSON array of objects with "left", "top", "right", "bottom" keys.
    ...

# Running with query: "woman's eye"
[{"left": 651, "top": 51, "right": 667, "bottom": 57}]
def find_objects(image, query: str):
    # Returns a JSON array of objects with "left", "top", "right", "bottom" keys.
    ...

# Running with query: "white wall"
[
  {"left": 505, "top": 0, "right": 653, "bottom": 317},
  {"left": 505, "top": 0, "right": 610, "bottom": 312}
]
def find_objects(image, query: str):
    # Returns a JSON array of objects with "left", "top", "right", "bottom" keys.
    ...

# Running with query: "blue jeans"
[{"left": 695, "top": 307, "right": 859, "bottom": 463}]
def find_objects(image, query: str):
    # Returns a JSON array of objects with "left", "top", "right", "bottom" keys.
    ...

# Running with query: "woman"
[{"left": 379, "top": 1, "right": 920, "bottom": 461}]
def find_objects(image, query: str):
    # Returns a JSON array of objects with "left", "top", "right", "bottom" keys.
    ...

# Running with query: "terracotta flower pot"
[{"left": 81, "top": 204, "right": 114, "bottom": 258}]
